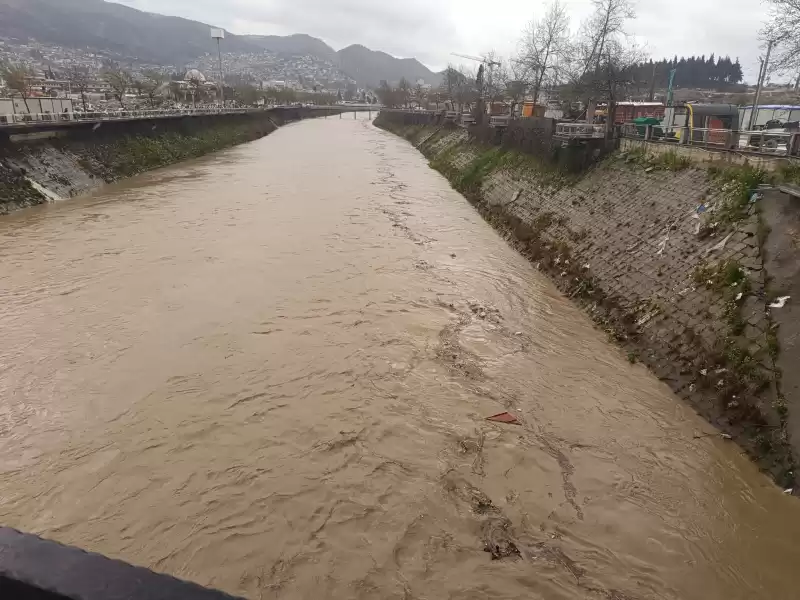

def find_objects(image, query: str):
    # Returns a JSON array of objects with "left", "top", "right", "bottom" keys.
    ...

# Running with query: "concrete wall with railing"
[
  {"left": 0, "top": 106, "right": 366, "bottom": 145},
  {"left": 620, "top": 122, "right": 800, "bottom": 161},
  {"left": 619, "top": 137, "right": 798, "bottom": 172}
]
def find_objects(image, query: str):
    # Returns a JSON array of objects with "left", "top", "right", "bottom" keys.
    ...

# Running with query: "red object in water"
[{"left": 485, "top": 411, "right": 519, "bottom": 424}]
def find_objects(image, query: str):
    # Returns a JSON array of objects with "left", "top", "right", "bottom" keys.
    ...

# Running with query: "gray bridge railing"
[{"left": 0, "top": 105, "right": 365, "bottom": 128}]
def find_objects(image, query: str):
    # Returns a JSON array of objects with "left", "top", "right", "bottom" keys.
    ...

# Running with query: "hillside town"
[{"left": 0, "top": 36, "right": 371, "bottom": 115}]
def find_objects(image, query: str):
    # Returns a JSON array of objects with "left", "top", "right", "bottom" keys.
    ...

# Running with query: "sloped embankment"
[
  {"left": 0, "top": 111, "right": 288, "bottom": 215},
  {"left": 376, "top": 115, "right": 796, "bottom": 488}
]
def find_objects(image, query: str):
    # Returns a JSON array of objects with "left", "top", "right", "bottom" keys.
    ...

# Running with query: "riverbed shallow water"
[{"left": 1, "top": 114, "right": 799, "bottom": 599}]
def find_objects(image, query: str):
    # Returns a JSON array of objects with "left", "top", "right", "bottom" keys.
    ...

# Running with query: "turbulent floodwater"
[{"left": 1, "top": 114, "right": 799, "bottom": 599}]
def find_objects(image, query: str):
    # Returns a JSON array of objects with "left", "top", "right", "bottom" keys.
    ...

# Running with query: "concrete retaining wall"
[
  {"left": 0, "top": 107, "right": 352, "bottom": 215},
  {"left": 376, "top": 114, "right": 799, "bottom": 488}
]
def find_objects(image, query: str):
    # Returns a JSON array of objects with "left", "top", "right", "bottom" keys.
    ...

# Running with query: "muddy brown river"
[{"left": 1, "top": 114, "right": 799, "bottom": 599}]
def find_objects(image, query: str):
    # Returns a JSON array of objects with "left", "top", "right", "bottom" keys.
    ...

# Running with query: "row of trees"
[
  {"left": 513, "top": 0, "right": 647, "bottom": 125},
  {"left": 629, "top": 56, "right": 744, "bottom": 90},
  {"left": 376, "top": 77, "right": 439, "bottom": 109},
  {"left": 0, "top": 60, "right": 170, "bottom": 111}
]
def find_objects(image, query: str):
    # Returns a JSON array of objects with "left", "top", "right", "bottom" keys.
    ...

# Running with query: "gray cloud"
[{"left": 116, "top": 0, "right": 772, "bottom": 80}]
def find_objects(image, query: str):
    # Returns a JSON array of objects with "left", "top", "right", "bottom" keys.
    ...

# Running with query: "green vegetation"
[
  {"left": 707, "top": 164, "right": 767, "bottom": 226},
  {"left": 621, "top": 147, "right": 691, "bottom": 171},
  {"left": 110, "top": 126, "right": 261, "bottom": 177},
  {"left": 658, "top": 151, "right": 692, "bottom": 171},
  {"left": 429, "top": 140, "right": 573, "bottom": 196},
  {"left": 0, "top": 174, "right": 46, "bottom": 214},
  {"left": 455, "top": 147, "right": 507, "bottom": 193},
  {"left": 778, "top": 161, "right": 800, "bottom": 184},
  {"left": 694, "top": 259, "right": 751, "bottom": 336}
]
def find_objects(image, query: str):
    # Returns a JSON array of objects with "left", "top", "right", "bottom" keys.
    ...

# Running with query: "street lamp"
[{"left": 210, "top": 27, "right": 225, "bottom": 107}]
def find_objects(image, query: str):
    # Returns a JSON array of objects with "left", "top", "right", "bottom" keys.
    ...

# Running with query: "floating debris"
[
  {"left": 656, "top": 235, "right": 669, "bottom": 255},
  {"left": 720, "top": 433, "right": 732, "bottom": 440},
  {"left": 705, "top": 231, "right": 734, "bottom": 256},
  {"left": 769, "top": 296, "right": 791, "bottom": 309},
  {"left": 486, "top": 412, "right": 520, "bottom": 425}
]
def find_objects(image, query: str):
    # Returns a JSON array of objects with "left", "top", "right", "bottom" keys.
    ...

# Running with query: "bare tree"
[
  {"left": 103, "top": 66, "right": 132, "bottom": 108},
  {"left": 519, "top": 0, "right": 571, "bottom": 107},
  {"left": 187, "top": 74, "right": 204, "bottom": 107},
  {"left": 414, "top": 83, "right": 427, "bottom": 109},
  {"left": 498, "top": 59, "right": 529, "bottom": 116},
  {"left": 481, "top": 50, "right": 506, "bottom": 106},
  {"left": 397, "top": 77, "right": 412, "bottom": 108},
  {"left": 376, "top": 80, "right": 397, "bottom": 107},
  {"left": 448, "top": 66, "right": 474, "bottom": 112},
  {"left": 139, "top": 69, "right": 166, "bottom": 108},
  {"left": 1, "top": 61, "right": 35, "bottom": 113},
  {"left": 168, "top": 80, "right": 182, "bottom": 102},
  {"left": 579, "top": 0, "right": 634, "bottom": 78},
  {"left": 594, "top": 39, "right": 648, "bottom": 131},
  {"left": 66, "top": 64, "right": 91, "bottom": 111},
  {"left": 443, "top": 65, "right": 462, "bottom": 110},
  {"left": 566, "top": 0, "right": 636, "bottom": 122},
  {"left": 761, "top": 0, "right": 800, "bottom": 74}
]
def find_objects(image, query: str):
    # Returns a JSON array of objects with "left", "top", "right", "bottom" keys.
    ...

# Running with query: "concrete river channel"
[{"left": 1, "top": 113, "right": 799, "bottom": 599}]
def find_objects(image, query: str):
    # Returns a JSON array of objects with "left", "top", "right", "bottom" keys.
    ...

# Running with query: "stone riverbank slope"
[
  {"left": 376, "top": 114, "right": 800, "bottom": 488},
  {"left": 0, "top": 108, "right": 345, "bottom": 215}
]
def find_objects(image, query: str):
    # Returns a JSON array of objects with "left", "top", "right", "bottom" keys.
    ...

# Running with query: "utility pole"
[
  {"left": 211, "top": 28, "right": 225, "bottom": 107},
  {"left": 748, "top": 39, "right": 774, "bottom": 131},
  {"left": 648, "top": 62, "right": 657, "bottom": 102}
]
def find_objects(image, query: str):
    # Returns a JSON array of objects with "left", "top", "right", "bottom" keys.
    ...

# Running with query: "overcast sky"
[{"left": 115, "top": 0, "right": 773, "bottom": 82}]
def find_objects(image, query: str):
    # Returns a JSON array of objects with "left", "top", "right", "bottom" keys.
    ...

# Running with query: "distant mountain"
[
  {"left": 338, "top": 45, "right": 439, "bottom": 88},
  {"left": 248, "top": 34, "right": 338, "bottom": 63},
  {"left": 0, "top": 0, "right": 261, "bottom": 65},
  {"left": 0, "top": 0, "right": 439, "bottom": 88}
]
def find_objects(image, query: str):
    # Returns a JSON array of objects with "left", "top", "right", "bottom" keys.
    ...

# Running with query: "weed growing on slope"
[{"left": 708, "top": 165, "right": 767, "bottom": 226}]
